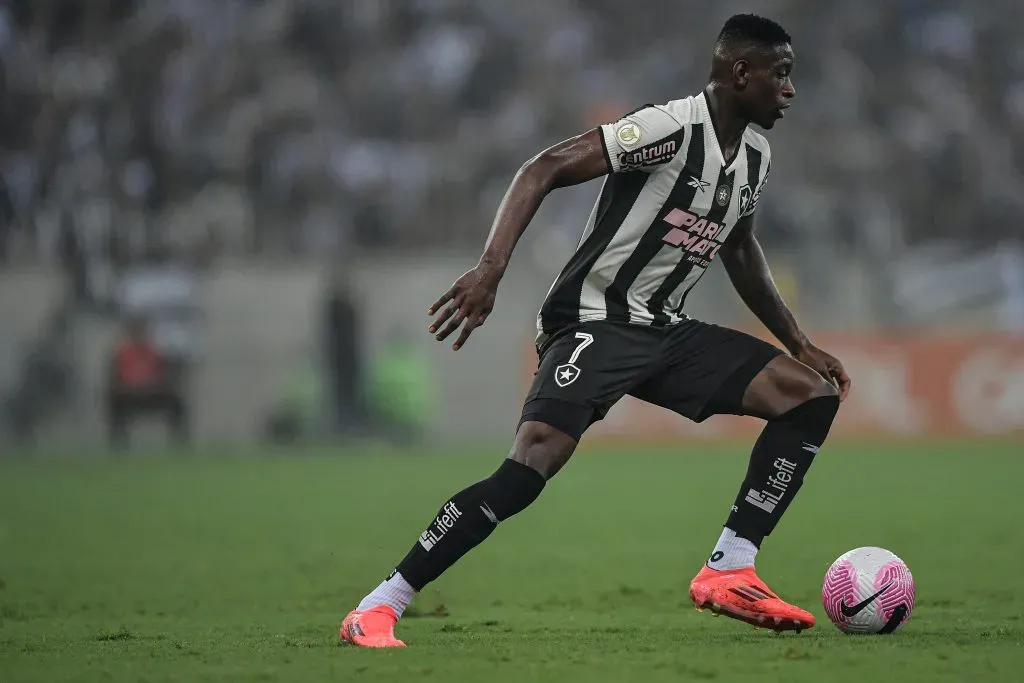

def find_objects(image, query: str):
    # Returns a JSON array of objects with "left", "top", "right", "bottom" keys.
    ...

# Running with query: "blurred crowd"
[{"left": 0, "top": 0, "right": 1022, "bottom": 266}]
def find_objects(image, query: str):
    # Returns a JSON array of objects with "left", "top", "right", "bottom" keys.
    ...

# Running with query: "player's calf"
[
  {"left": 344, "top": 421, "right": 578, "bottom": 644},
  {"left": 396, "top": 421, "right": 575, "bottom": 589},
  {"left": 708, "top": 357, "right": 839, "bottom": 571},
  {"left": 695, "top": 363, "right": 837, "bottom": 629}
]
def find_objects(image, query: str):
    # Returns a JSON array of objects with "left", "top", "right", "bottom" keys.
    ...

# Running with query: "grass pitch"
[{"left": 1, "top": 439, "right": 1022, "bottom": 682}]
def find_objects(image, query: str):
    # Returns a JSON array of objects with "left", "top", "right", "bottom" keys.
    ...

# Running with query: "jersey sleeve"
[
  {"left": 740, "top": 158, "right": 770, "bottom": 218},
  {"left": 599, "top": 105, "right": 685, "bottom": 174}
]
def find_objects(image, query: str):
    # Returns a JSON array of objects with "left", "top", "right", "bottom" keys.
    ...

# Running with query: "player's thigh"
[
  {"left": 630, "top": 320, "right": 783, "bottom": 422},
  {"left": 520, "top": 321, "right": 662, "bottom": 442}
]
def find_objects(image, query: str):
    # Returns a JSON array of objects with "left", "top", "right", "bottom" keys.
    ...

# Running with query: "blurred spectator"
[
  {"left": 323, "top": 268, "right": 364, "bottom": 435},
  {"left": 106, "top": 315, "right": 187, "bottom": 449},
  {"left": 0, "top": 305, "right": 74, "bottom": 447},
  {"left": 115, "top": 243, "right": 199, "bottom": 386},
  {"left": 0, "top": 0, "right": 1020, "bottom": 264}
]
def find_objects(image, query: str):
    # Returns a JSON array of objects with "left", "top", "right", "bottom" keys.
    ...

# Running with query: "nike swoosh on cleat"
[{"left": 840, "top": 580, "right": 894, "bottom": 617}]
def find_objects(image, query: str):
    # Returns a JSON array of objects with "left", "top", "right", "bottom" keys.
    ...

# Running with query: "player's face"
[{"left": 742, "top": 44, "right": 795, "bottom": 130}]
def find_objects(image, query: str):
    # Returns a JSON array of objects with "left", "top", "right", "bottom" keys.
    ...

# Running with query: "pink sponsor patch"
[
  {"left": 663, "top": 208, "right": 694, "bottom": 227},
  {"left": 663, "top": 227, "right": 688, "bottom": 246}
]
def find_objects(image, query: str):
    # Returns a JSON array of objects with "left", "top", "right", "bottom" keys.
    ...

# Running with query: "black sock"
[
  {"left": 396, "top": 459, "right": 546, "bottom": 590},
  {"left": 725, "top": 395, "right": 839, "bottom": 547}
]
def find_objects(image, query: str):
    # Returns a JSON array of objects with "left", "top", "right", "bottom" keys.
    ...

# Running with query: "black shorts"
[{"left": 520, "top": 319, "right": 783, "bottom": 441}]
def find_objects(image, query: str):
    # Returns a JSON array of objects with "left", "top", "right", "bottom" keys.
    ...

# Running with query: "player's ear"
[{"left": 732, "top": 60, "right": 750, "bottom": 89}]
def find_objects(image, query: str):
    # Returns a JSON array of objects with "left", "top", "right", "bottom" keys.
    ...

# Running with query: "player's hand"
[
  {"left": 428, "top": 262, "right": 502, "bottom": 351},
  {"left": 794, "top": 344, "right": 851, "bottom": 402}
]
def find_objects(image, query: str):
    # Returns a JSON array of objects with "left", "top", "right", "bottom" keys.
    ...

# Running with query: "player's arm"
[
  {"left": 428, "top": 130, "right": 609, "bottom": 350},
  {"left": 430, "top": 105, "right": 684, "bottom": 350},
  {"left": 478, "top": 130, "right": 611, "bottom": 276},
  {"left": 720, "top": 214, "right": 851, "bottom": 399},
  {"left": 720, "top": 214, "right": 808, "bottom": 354}
]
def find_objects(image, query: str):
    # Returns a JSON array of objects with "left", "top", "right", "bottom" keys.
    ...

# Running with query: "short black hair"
[{"left": 717, "top": 14, "right": 791, "bottom": 50}]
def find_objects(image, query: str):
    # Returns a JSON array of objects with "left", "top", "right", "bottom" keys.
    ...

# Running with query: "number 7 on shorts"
[{"left": 554, "top": 332, "right": 593, "bottom": 387}]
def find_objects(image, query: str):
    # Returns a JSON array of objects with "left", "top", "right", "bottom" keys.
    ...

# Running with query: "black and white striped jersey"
[{"left": 536, "top": 92, "right": 772, "bottom": 340}]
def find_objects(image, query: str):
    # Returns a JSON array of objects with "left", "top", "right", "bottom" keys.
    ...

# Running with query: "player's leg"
[
  {"left": 365, "top": 419, "right": 578, "bottom": 609},
  {"left": 340, "top": 419, "right": 576, "bottom": 648},
  {"left": 709, "top": 354, "right": 839, "bottom": 568},
  {"left": 341, "top": 323, "right": 658, "bottom": 647},
  {"left": 631, "top": 321, "right": 838, "bottom": 631},
  {"left": 688, "top": 353, "right": 838, "bottom": 630}
]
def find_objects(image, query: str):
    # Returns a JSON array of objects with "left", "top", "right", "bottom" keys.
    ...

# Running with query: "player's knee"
[
  {"left": 775, "top": 378, "right": 840, "bottom": 440},
  {"left": 509, "top": 421, "right": 578, "bottom": 480},
  {"left": 777, "top": 375, "right": 838, "bottom": 417},
  {"left": 763, "top": 358, "right": 838, "bottom": 418},
  {"left": 806, "top": 375, "right": 839, "bottom": 402}
]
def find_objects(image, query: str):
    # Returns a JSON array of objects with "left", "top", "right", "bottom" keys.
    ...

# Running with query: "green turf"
[{"left": 1, "top": 440, "right": 1022, "bottom": 682}]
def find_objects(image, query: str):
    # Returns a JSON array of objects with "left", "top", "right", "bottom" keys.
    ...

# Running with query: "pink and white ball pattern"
[{"left": 822, "top": 547, "right": 916, "bottom": 634}]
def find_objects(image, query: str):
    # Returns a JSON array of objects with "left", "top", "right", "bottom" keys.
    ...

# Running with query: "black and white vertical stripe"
[
  {"left": 602, "top": 125, "right": 705, "bottom": 323},
  {"left": 537, "top": 93, "right": 772, "bottom": 337}
]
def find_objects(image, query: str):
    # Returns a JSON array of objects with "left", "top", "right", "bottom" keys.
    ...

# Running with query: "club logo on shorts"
[
  {"left": 554, "top": 332, "right": 593, "bottom": 388},
  {"left": 554, "top": 363, "right": 581, "bottom": 387},
  {"left": 715, "top": 184, "right": 732, "bottom": 207}
]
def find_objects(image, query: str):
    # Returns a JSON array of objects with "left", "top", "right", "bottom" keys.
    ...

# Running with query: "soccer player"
[{"left": 341, "top": 14, "right": 850, "bottom": 647}]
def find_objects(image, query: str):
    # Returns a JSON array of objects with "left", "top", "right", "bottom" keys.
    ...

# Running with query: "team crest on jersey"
[
  {"left": 738, "top": 185, "right": 753, "bottom": 214},
  {"left": 715, "top": 184, "right": 732, "bottom": 207},
  {"left": 616, "top": 122, "right": 641, "bottom": 146},
  {"left": 554, "top": 363, "right": 581, "bottom": 387},
  {"left": 738, "top": 179, "right": 766, "bottom": 215}
]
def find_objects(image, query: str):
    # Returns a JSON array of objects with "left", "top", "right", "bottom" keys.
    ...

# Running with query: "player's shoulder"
[
  {"left": 742, "top": 127, "right": 772, "bottom": 159},
  {"left": 654, "top": 95, "right": 703, "bottom": 126},
  {"left": 624, "top": 95, "right": 701, "bottom": 128}
]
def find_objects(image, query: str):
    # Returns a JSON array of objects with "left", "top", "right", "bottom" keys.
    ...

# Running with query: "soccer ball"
[{"left": 822, "top": 547, "right": 915, "bottom": 634}]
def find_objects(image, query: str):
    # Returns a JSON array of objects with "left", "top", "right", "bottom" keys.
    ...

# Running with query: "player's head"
[{"left": 710, "top": 14, "right": 795, "bottom": 129}]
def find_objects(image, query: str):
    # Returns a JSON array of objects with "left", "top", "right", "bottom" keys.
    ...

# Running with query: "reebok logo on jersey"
[
  {"left": 744, "top": 457, "right": 798, "bottom": 513},
  {"left": 687, "top": 176, "right": 710, "bottom": 191},
  {"left": 417, "top": 501, "right": 462, "bottom": 551}
]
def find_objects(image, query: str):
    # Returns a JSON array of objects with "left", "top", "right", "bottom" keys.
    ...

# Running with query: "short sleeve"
[
  {"left": 599, "top": 105, "right": 685, "bottom": 174},
  {"left": 740, "top": 158, "right": 770, "bottom": 218}
]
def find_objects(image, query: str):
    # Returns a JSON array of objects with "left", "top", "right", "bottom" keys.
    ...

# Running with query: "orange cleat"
[
  {"left": 689, "top": 565, "right": 815, "bottom": 633},
  {"left": 339, "top": 605, "right": 406, "bottom": 648}
]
